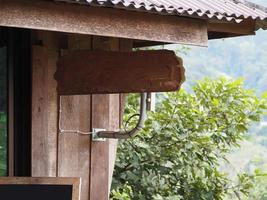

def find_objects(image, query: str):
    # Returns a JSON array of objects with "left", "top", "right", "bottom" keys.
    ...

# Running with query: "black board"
[
  {"left": 0, "top": 184, "right": 73, "bottom": 200},
  {"left": 0, "top": 177, "right": 80, "bottom": 200}
]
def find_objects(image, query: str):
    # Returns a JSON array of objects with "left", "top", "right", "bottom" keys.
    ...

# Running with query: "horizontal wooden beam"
[
  {"left": 0, "top": 0, "right": 208, "bottom": 46},
  {"left": 208, "top": 19, "right": 256, "bottom": 36},
  {"left": 55, "top": 50, "right": 185, "bottom": 94}
]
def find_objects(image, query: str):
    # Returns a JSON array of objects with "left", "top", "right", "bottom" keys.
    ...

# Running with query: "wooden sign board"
[
  {"left": 55, "top": 50, "right": 185, "bottom": 95},
  {"left": 0, "top": 177, "right": 81, "bottom": 200}
]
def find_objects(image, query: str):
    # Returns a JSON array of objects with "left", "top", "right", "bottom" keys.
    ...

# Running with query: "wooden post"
[
  {"left": 31, "top": 31, "right": 133, "bottom": 200},
  {"left": 57, "top": 35, "right": 92, "bottom": 200},
  {"left": 89, "top": 37, "right": 120, "bottom": 200},
  {"left": 31, "top": 31, "right": 59, "bottom": 177}
]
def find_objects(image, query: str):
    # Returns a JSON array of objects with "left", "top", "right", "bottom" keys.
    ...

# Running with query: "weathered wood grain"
[
  {"left": 108, "top": 94, "right": 121, "bottom": 193},
  {"left": 57, "top": 34, "right": 92, "bottom": 200},
  {"left": 31, "top": 32, "right": 132, "bottom": 200},
  {"left": 0, "top": 0, "right": 208, "bottom": 46},
  {"left": 56, "top": 50, "right": 185, "bottom": 95},
  {"left": 119, "top": 39, "right": 133, "bottom": 126},
  {"left": 90, "top": 94, "right": 110, "bottom": 200},
  {"left": 89, "top": 37, "right": 121, "bottom": 200},
  {"left": 32, "top": 45, "right": 49, "bottom": 176},
  {"left": 58, "top": 95, "right": 91, "bottom": 200},
  {"left": 208, "top": 19, "right": 256, "bottom": 36},
  {"left": 31, "top": 31, "right": 59, "bottom": 177}
]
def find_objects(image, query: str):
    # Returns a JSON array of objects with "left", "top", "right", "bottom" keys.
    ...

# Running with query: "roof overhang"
[
  {"left": 0, "top": 0, "right": 265, "bottom": 47},
  {"left": 0, "top": 0, "right": 208, "bottom": 47}
]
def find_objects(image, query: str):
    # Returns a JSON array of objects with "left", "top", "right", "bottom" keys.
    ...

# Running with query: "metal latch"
[{"left": 92, "top": 128, "right": 107, "bottom": 142}]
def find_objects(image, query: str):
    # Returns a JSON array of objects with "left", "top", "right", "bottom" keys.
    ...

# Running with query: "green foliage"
[
  {"left": 0, "top": 112, "right": 7, "bottom": 176},
  {"left": 248, "top": 169, "right": 267, "bottom": 200},
  {"left": 0, "top": 46, "right": 7, "bottom": 177},
  {"left": 111, "top": 183, "right": 134, "bottom": 200},
  {"left": 111, "top": 78, "right": 267, "bottom": 200}
]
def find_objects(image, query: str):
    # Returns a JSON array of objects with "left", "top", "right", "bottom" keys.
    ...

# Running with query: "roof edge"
[{"left": 237, "top": 0, "right": 267, "bottom": 13}]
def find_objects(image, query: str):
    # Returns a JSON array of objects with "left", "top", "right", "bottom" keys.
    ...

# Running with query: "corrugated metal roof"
[{"left": 56, "top": 0, "right": 267, "bottom": 28}]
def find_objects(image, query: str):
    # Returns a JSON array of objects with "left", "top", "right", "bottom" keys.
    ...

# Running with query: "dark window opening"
[
  {"left": 12, "top": 28, "right": 32, "bottom": 176},
  {"left": 0, "top": 27, "right": 31, "bottom": 177}
]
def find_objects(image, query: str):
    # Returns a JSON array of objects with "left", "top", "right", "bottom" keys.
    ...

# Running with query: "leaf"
[
  {"left": 262, "top": 91, "right": 267, "bottom": 99},
  {"left": 111, "top": 77, "right": 266, "bottom": 200}
]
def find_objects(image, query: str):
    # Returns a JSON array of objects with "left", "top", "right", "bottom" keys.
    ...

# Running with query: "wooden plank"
[
  {"left": 57, "top": 34, "right": 92, "bottom": 200},
  {"left": 58, "top": 95, "right": 91, "bottom": 200},
  {"left": 56, "top": 50, "right": 185, "bottom": 95},
  {"left": 90, "top": 94, "right": 110, "bottom": 200},
  {"left": 90, "top": 37, "right": 120, "bottom": 200},
  {"left": 32, "top": 45, "right": 49, "bottom": 176},
  {"left": 0, "top": 177, "right": 80, "bottom": 185},
  {"left": 31, "top": 31, "right": 59, "bottom": 177},
  {"left": 0, "top": 0, "right": 208, "bottom": 46},
  {"left": 119, "top": 39, "right": 133, "bottom": 127},
  {"left": 108, "top": 38, "right": 133, "bottom": 194},
  {"left": 208, "top": 19, "right": 256, "bottom": 35},
  {"left": 108, "top": 94, "right": 120, "bottom": 193},
  {"left": 106, "top": 39, "right": 134, "bottom": 195}
]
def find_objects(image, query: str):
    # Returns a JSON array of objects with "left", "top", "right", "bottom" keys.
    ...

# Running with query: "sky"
[{"left": 254, "top": 0, "right": 267, "bottom": 6}]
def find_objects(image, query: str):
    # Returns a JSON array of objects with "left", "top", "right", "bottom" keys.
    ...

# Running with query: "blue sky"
[{"left": 253, "top": 0, "right": 267, "bottom": 6}]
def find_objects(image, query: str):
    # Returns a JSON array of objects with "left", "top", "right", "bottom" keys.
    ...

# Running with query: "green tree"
[
  {"left": 111, "top": 78, "right": 267, "bottom": 200},
  {"left": 0, "top": 112, "right": 7, "bottom": 176},
  {"left": 248, "top": 169, "right": 267, "bottom": 200},
  {"left": 0, "top": 47, "right": 7, "bottom": 176}
]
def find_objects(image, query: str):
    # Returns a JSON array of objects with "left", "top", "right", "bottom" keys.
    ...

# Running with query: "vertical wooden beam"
[
  {"left": 57, "top": 34, "right": 92, "bottom": 200},
  {"left": 118, "top": 39, "right": 133, "bottom": 126},
  {"left": 90, "top": 94, "right": 110, "bottom": 200},
  {"left": 31, "top": 31, "right": 133, "bottom": 200},
  {"left": 89, "top": 37, "right": 120, "bottom": 200},
  {"left": 31, "top": 31, "right": 59, "bottom": 177},
  {"left": 107, "top": 38, "right": 133, "bottom": 195},
  {"left": 108, "top": 94, "right": 120, "bottom": 193},
  {"left": 58, "top": 95, "right": 91, "bottom": 200}
]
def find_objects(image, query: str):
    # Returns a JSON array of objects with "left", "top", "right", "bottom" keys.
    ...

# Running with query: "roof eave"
[
  {"left": 0, "top": 0, "right": 208, "bottom": 47},
  {"left": 256, "top": 19, "right": 267, "bottom": 30}
]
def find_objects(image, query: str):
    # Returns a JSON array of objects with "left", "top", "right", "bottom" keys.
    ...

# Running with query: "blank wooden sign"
[
  {"left": 55, "top": 50, "right": 185, "bottom": 95},
  {"left": 0, "top": 177, "right": 81, "bottom": 200}
]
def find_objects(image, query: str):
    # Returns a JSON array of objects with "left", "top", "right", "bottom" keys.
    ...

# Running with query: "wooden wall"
[{"left": 31, "top": 30, "right": 132, "bottom": 200}]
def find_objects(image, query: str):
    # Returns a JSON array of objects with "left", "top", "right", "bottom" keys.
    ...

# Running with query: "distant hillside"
[
  {"left": 165, "top": 0, "right": 267, "bottom": 94},
  {"left": 220, "top": 139, "right": 267, "bottom": 175},
  {"left": 168, "top": 30, "right": 267, "bottom": 96},
  {"left": 164, "top": 0, "right": 267, "bottom": 187}
]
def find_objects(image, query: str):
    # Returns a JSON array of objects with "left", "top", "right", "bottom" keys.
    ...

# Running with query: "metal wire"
[
  {"left": 58, "top": 93, "right": 148, "bottom": 140},
  {"left": 58, "top": 96, "right": 93, "bottom": 135}
]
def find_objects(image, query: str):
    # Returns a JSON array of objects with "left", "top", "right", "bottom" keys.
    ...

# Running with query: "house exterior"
[{"left": 0, "top": 0, "right": 267, "bottom": 199}]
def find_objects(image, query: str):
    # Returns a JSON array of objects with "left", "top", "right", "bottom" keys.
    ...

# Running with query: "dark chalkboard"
[
  {"left": 0, "top": 184, "right": 72, "bottom": 200},
  {"left": 0, "top": 177, "right": 81, "bottom": 200}
]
